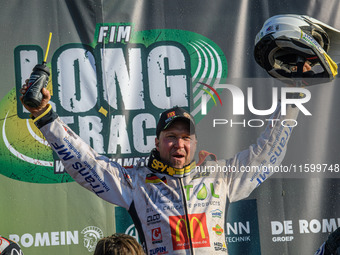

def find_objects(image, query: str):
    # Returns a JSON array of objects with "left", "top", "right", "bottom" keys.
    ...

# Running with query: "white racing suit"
[{"left": 35, "top": 104, "right": 299, "bottom": 255}]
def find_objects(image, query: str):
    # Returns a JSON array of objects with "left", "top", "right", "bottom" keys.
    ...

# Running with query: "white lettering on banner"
[
  {"left": 148, "top": 45, "right": 189, "bottom": 109},
  {"left": 20, "top": 234, "right": 33, "bottom": 247},
  {"left": 226, "top": 222, "right": 250, "bottom": 235},
  {"left": 299, "top": 218, "right": 340, "bottom": 234},
  {"left": 272, "top": 236, "right": 294, "bottom": 242},
  {"left": 54, "top": 156, "right": 148, "bottom": 173},
  {"left": 132, "top": 113, "right": 156, "bottom": 153},
  {"left": 270, "top": 220, "right": 295, "bottom": 243},
  {"left": 125, "top": 224, "right": 139, "bottom": 242},
  {"left": 79, "top": 116, "right": 105, "bottom": 154},
  {"left": 54, "top": 160, "right": 65, "bottom": 173},
  {"left": 9, "top": 231, "right": 78, "bottom": 248},
  {"left": 18, "top": 50, "right": 40, "bottom": 114},
  {"left": 113, "top": 156, "right": 148, "bottom": 166},
  {"left": 270, "top": 218, "right": 340, "bottom": 243},
  {"left": 226, "top": 236, "right": 251, "bottom": 243},
  {"left": 101, "top": 47, "right": 145, "bottom": 110},
  {"left": 108, "top": 115, "right": 131, "bottom": 154},
  {"left": 57, "top": 48, "right": 98, "bottom": 112},
  {"left": 98, "top": 26, "right": 111, "bottom": 43},
  {"left": 271, "top": 221, "right": 293, "bottom": 235},
  {"left": 116, "top": 26, "right": 132, "bottom": 42},
  {"left": 97, "top": 25, "right": 131, "bottom": 43},
  {"left": 17, "top": 42, "right": 190, "bottom": 156},
  {"left": 19, "top": 50, "right": 39, "bottom": 87},
  {"left": 18, "top": 43, "right": 189, "bottom": 113}
]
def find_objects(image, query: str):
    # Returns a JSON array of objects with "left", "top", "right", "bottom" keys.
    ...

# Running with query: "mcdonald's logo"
[
  {"left": 169, "top": 213, "right": 210, "bottom": 250},
  {"left": 167, "top": 111, "right": 176, "bottom": 118}
]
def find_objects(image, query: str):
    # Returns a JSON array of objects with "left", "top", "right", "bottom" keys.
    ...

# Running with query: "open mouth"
[{"left": 172, "top": 154, "right": 185, "bottom": 159}]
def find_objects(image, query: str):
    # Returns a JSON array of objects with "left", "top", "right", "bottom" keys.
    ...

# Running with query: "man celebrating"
[
  {"left": 19, "top": 12, "right": 340, "bottom": 255},
  {"left": 20, "top": 81, "right": 298, "bottom": 254}
]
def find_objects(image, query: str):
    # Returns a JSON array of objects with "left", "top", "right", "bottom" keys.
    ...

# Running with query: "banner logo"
[
  {"left": 81, "top": 226, "right": 104, "bottom": 252},
  {"left": 169, "top": 213, "right": 210, "bottom": 250},
  {"left": 8, "top": 226, "right": 101, "bottom": 252},
  {"left": 0, "top": 22, "right": 227, "bottom": 183},
  {"left": 124, "top": 224, "right": 139, "bottom": 242}
]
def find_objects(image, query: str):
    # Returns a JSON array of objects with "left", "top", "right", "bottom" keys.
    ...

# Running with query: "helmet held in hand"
[{"left": 254, "top": 14, "right": 338, "bottom": 85}]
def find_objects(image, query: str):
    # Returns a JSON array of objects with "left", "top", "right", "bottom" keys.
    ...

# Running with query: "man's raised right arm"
[{"left": 19, "top": 82, "right": 134, "bottom": 208}]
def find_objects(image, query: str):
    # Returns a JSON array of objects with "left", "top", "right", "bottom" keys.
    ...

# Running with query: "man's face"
[{"left": 155, "top": 119, "right": 197, "bottom": 169}]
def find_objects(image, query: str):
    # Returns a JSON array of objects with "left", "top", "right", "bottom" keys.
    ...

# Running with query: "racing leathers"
[{"left": 34, "top": 103, "right": 299, "bottom": 255}]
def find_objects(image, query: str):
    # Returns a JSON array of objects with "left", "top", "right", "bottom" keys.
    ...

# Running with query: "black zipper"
[{"left": 179, "top": 178, "right": 195, "bottom": 255}]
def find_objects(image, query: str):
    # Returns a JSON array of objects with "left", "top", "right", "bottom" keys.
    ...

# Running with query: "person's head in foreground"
[{"left": 93, "top": 233, "right": 144, "bottom": 255}]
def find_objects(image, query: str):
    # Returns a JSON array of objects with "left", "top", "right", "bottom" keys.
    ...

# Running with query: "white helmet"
[{"left": 254, "top": 14, "right": 339, "bottom": 85}]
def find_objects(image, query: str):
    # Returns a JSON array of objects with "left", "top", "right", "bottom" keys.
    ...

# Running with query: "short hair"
[{"left": 93, "top": 233, "right": 144, "bottom": 255}]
